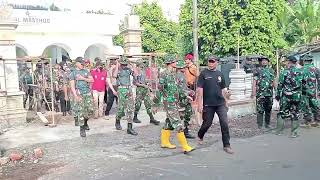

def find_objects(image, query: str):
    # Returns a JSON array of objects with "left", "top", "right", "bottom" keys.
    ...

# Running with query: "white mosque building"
[{"left": 11, "top": 2, "right": 124, "bottom": 62}]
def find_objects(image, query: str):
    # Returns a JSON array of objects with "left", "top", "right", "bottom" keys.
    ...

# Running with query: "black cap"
[
  {"left": 258, "top": 56, "right": 270, "bottom": 62},
  {"left": 287, "top": 55, "right": 298, "bottom": 62},
  {"left": 207, "top": 55, "right": 220, "bottom": 62},
  {"left": 75, "top": 57, "right": 84, "bottom": 64}
]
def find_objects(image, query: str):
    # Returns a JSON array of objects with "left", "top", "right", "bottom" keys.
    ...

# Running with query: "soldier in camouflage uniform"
[
  {"left": 275, "top": 55, "right": 303, "bottom": 138},
  {"left": 33, "top": 63, "right": 46, "bottom": 112},
  {"left": 56, "top": 62, "right": 71, "bottom": 116},
  {"left": 70, "top": 57, "right": 94, "bottom": 137},
  {"left": 114, "top": 57, "right": 138, "bottom": 135},
  {"left": 133, "top": 59, "right": 160, "bottom": 125},
  {"left": 253, "top": 57, "right": 275, "bottom": 129},
  {"left": 159, "top": 54, "right": 194, "bottom": 154},
  {"left": 175, "top": 60, "right": 195, "bottom": 139},
  {"left": 300, "top": 54, "right": 320, "bottom": 127},
  {"left": 20, "top": 66, "right": 34, "bottom": 110}
]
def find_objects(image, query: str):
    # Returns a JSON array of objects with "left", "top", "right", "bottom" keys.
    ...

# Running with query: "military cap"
[
  {"left": 301, "top": 53, "right": 313, "bottom": 61},
  {"left": 75, "top": 57, "right": 85, "bottom": 64},
  {"left": 164, "top": 54, "right": 177, "bottom": 64},
  {"left": 286, "top": 55, "right": 299, "bottom": 62},
  {"left": 119, "top": 57, "right": 129, "bottom": 65},
  {"left": 258, "top": 56, "right": 270, "bottom": 62},
  {"left": 176, "top": 60, "right": 186, "bottom": 69}
]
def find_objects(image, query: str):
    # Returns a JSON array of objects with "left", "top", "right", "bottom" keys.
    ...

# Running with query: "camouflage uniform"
[
  {"left": 33, "top": 64, "right": 45, "bottom": 112},
  {"left": 115, "top": 57, "right": 138, "bottom": 135},
  {"left": 133, "top": 60, "right": 160, "bottom": 125},
  {"left": 301, "top": 54, "right": 320, "bottom": 126},
  {"left": 159, "top": 54, "right": 194, "bottom": 153},
  {"left": 276, "top": 56, "right": 303, "bottom": 137},
  {"left": 20, "top": 67, "right": 34, "bottom": 110},
  {"left": 70, "top": 67, "right": 93, "bottom": 127},
  {"left": 254, "top": 61, "right": 275, "bottom": 128},
  {"left": 176, "top": 60, "right": 195, "bottom": 138}
]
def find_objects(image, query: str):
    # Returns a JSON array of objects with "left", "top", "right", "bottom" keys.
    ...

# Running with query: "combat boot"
[
  {"left": 74, "top": 116, "right": 79, "bottom": 126},
  {"left": 84, "top": 118, "right": 90, "bottom": 131},
  {"left": 291, "top": 120, "right": 299, "bottom": 138},
  {"left": 184, "top": 127, "right": 195, "bottom": 139},
  {"left": 265, "top": 111, "right": 271, "bottom": 129},
  {"left": 80, "top": 126, "right": 86, "bottom": 137},
  {"left": 62, "top": 112, "right": 66, "bottom": 116},
  {"left": 149, "top": 114, "right": 160, "bottom": 125},
  {"left": 115, "top": 119, "right": 122, "bottom": 130},
  {"left": 127, "top": 123, "right": 138, "bottom": 136},
  {"left": 257, "top": 113, "right": 263, "bottom": 129},
  {"left": 133, "top": 113, "right": 141, "bottom": 123}
]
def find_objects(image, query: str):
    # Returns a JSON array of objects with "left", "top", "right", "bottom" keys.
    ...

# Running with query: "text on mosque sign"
[{"left": 15, "top": 17, "right": 50, "bottom": 24}]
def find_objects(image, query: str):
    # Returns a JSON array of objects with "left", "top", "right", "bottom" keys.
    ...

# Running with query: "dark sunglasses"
[{"left": 208, "top": 59, "right": 217, "bottom": 63}]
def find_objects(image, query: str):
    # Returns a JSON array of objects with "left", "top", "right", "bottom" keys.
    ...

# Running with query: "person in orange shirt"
[{"left": 184, "top": 53, "right": 198, "bottom": 91}]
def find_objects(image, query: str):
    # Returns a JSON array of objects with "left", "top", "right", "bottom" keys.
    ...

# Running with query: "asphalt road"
[{"left": 35, "top": 128, "right": 320, "bottom": 180}]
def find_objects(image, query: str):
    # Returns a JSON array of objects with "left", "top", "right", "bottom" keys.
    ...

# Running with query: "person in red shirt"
[{"left": 91, "top": 60, "right": 116, "bottom": 118}]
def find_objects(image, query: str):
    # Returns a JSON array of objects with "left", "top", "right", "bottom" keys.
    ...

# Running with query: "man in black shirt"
[{"left": 197, "top": 55, "right": 234, "bottom": 154}]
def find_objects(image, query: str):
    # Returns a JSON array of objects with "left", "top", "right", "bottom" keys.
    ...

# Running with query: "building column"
[{"left": 0, "top": 4, "right": 27, "bottom": 130}]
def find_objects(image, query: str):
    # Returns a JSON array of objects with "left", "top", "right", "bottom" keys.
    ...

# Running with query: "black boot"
[
  {"left": 265, "top": 111, "right": 271, "bottom": 129},
  {"left": 115, "top": 119, "right": 122, "bottom": 130},
  {"left": 127, "top": 123, "right": 138, "bottom": 135},
  {"left": 84, "top": 118, "right": 90, "bottom": 130},
  {"left": 184, "top": 127, "right": 195, "bottom": 139},
  {"left": 74, "top": 116, "right": 79, "bottom": 126},
  {"left": 257, "top": 113, "right": 263, "bottom": 129},
  {"left": 133, "top": 113, "right": 141, "bottom": 123},
  {"left": 63, "top": 112, "right": 66, "bottom": 116},
  {"left": 149, "top": 114, "right": 160, "bottom": 125},
  {"left": 80, "top": 126, "right": 86, "bottom": 137}
]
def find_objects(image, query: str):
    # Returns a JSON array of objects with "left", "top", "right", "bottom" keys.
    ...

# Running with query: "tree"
[
  {"left": 179, "top": 0, "right": 286, "bottom": 64},
  {"left": 133, "top": 1, "right": 179, "bottom": 54},
  {"left": 285, "top": 0, "right": 320, "bottom": 46},
  {"left": 113, "top": 21, "right": 125, "bottom": 46}
]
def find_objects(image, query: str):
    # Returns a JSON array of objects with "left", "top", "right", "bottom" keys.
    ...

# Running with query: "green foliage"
[
  {"left": 134, "top": 2, "right": 179, "bottom": 54},
  {"left": 113, "top": 21, "right": 125, "bottom": 46},
  {"left": 179, "top": 0, "right": 286, "bottom": 64},
  {"left": 284, "top": 0, "right": 320, "bottom": 46}
]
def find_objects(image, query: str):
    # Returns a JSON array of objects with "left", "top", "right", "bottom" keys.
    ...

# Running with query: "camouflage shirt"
[
  {"left": 70, "top": 68, "right": 91, "bottom": 95},
  {"left": 254, "top": 66, "right": 275, "bottom": 97},
  {"left": 277, "top": 65, "right": 303, "bottom": 101},
  {"left": 134, "top": 68, "right": 148, "bottom": 85},
  {"left": 176, "top": 71, "right": 190, "bottom": 97},
  {"left": 302, "top": 63, "right": 320, "bottom": 97},
  {"left": 117, "top": 67, "right": 133, "bottom": 86},
  {"left": 159, "top": 68, "right": 179, "bottom": 103}
]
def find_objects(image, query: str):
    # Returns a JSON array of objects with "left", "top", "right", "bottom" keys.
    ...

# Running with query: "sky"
[{"left": 4, "top": 0, "right": 185, "bottom": 22}]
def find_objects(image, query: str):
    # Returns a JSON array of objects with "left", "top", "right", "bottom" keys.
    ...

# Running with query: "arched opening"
[
  {"left": 84, "top": 43, "right": 109, "bottom": 62},
  {"left": 42, "top": 44, "right": 71, "bottom": 64},
  {"left": 16, "top": 45, "right": 28, "bottom": 58}
]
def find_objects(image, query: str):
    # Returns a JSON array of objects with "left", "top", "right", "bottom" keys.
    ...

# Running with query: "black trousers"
[
  {"left": 105, "top": 86, "right": 118, "bottom": 114},
  {"left": 198, "top": 105, "right": 231, "bottom": 147},
  {"left": 59, "top": 90, "right": 70, "bottom": 113}
]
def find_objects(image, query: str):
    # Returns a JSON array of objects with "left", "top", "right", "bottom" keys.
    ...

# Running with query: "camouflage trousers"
[
  {"left": 301, "top": 95, "right": 320, "bottom": 123},
  {"left": 256, "top": 96, "right": 273, "bottom": 127},
  {"left": 71, "top": 94, "right": 94, "bottom": 126},
  {"left": 163, "top": 101, "right": 183, "bottom": 132},
  {"left": 179, "top": 95, "right": 193, "bottom": 127},
  {"left": 134, "top": 86, "right": 153, "bottom": 116},
  {"left": 276, "top": 95, "right": 301, "bottom": 135},
  {"left": 116, "top": 87, "right": 134, "bottom": 123}
]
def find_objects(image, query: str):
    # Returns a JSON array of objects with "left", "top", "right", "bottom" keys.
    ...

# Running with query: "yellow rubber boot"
[
  {"left": 177, "top": 132, "right": 195, "bottom": 154},
  {"left": 161, "top": 129, "right": 176, "bottom": 149}
]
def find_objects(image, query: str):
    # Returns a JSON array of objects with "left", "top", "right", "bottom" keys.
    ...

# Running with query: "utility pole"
[{"left": 192, "top": 0, "right": 199, "bottom": 68}]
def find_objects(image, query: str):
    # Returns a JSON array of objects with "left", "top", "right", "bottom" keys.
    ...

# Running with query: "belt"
[{"left": 119, "top": 85, "right": 131, "bottom": 88}]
